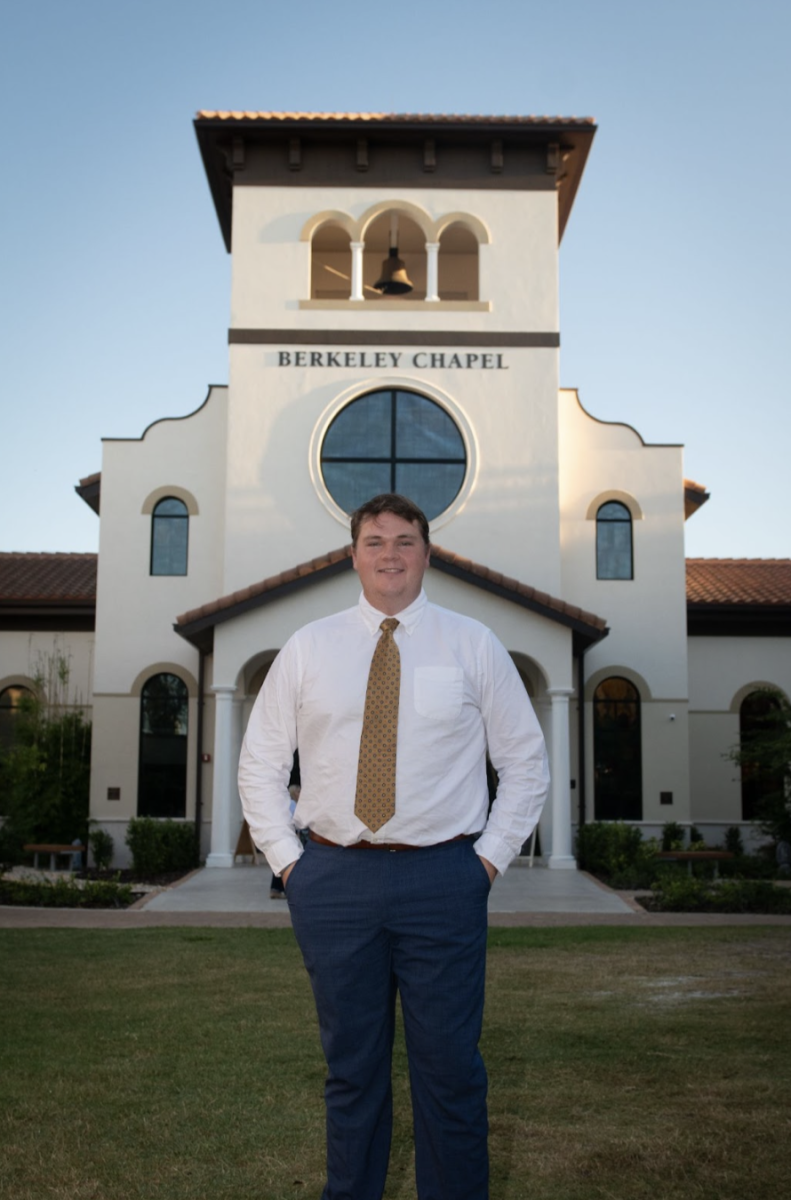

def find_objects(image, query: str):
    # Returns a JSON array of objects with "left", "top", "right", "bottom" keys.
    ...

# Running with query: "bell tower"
[{"left": 193, "top": 112, "right": 596, "bottom": 596}]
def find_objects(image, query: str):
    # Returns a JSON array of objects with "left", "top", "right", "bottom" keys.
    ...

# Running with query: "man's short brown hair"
[{"left": 350, "top": 494, "right": 430, "bottom": 547}]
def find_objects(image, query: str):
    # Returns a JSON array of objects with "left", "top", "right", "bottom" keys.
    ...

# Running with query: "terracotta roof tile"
[
  {"left": 0, "top": 553, "right": 97, "bottom": 603},
  {"left": 429, "top": 545, "right": 608, "bottom": 631},
  {"left": 175, "top": 543, "right": 608, "bottom": 638},
  {"left": 686, "top": 559, "right": 791, "bottom": 606},
  {"left": 195, "top": 111, "right": 595, "bottom": 126},
  {"left": 175, "top": 546, "right": 354, "bottom": 627}
]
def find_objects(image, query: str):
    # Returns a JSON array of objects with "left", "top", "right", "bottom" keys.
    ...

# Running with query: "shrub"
[
  {"left": 710, "top": 880, "right": 791, "bottom": 914},
  {"left": 645, "top": 875, "right": 709, "bottom": 911},
  {"left": 719, "top": 853, "right": 777, "bottom": 880},
  {"left": 642, "top": 876, "right": 791, "bottom": 914},
  {"left": 661, "top": 821, "right": 686, "bottom": 851},
  {"left": 0, "top": 651, "right": 91, "bottom": 859},
  {"left": 688, "top": 825, "right": 706, "bottom": 849},
  {"left": 724, "top": 825, "right": 745, "bottom": 856},
  {"left": 89, "top": 828, "right": 114, "bottom": 870},
  {"left": 0, "top": 875, "right": 133, "bottom": 909},
  {"left": 125, "top": 817, "right": 198, "bottom": 876},
  {"left": 576, "top": 821, "right": 656, "bottom": 885},
  {"left": 0, "top": 821, "right": 26, "bottom": 868}
]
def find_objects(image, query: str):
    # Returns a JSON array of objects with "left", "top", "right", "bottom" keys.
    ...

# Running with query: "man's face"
[{"left": 352, "top": 512, "right": 430, "bottom": 616}]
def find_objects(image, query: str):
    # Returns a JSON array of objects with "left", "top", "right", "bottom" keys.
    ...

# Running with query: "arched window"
[
  {"left": 593, "top": 677, "right": 642, "bottom": 820},
  {"left": 151, "top": 498, "right": 189, "bottom": 576},
  {"left": 739, "top": 691, "right": 783, "bottom": 821},
  {"left": 596, "top": 502, "right": 633, "bottom": 580},
  {"left": 320, "top": 388, "right": 466, "bottom": 519},
  {"left": 138, "top": 673, "right": 188, "bottom": 817},
  {"left": 0, "top": 685, "right": 33, "bottom": 750},
  {"left": 310, "top": 222, "right": 352, "bottom": 299},
  {"left": 363, "top": 211, "right": 426, "bottom": 299},
  {"left": 438, "top": 222, "right": 480, "bottom": 301}
]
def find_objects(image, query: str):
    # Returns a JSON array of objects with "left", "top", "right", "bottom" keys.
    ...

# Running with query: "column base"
[
  {"left": 546, "top": 854, "right": 578, "bottom": 870},
  {"left": 205, "top": 852, "right": 235, "bottom": 869}
]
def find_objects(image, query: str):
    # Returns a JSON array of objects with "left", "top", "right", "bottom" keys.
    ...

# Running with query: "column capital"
[
  {"left": 547, "top": 687, "right": 575, "bottom": 699},
  {"left": 211, "top": 684, "right": 238, "bottom": 698}
]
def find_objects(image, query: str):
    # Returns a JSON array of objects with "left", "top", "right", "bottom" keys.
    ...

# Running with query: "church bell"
[
  {"left": 373, "top": 246, "right": 413, "bottom": 295},
  {"left": 373, "top": 215, "right": 414, "bottom": 295}
]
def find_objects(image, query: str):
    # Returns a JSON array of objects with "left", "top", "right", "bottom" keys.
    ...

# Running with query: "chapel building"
[{"left": 2, "top": 112, "right": 789, "bottom": 867}]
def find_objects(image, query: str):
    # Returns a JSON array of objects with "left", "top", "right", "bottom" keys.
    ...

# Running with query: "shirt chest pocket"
[{"left": 413, "top": 667, "right": 464, "bottom": 720}]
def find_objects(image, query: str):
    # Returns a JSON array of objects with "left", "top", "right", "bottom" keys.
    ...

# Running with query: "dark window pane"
[
  {"left": 597, "top": 503, "right": 632, "bottom": 580},
  {"left": 597, "top": 522, "right": 632, "bottom": 579},
  {"left": 322, "top": 393, "right": 391, "bottom": 458},
  {"left": 320, "top": 389, "right": 466, "bottom": 518},
  {"left": 322, "top": 462, "right": 393, "bottom": 513},
  {"left": 154, "top": 498, "right": 188, "bottom": 518},
  {"left": 139, "top": 673, "right": 188, "bottom": 818},
  {"left": 395, "top": 391, "right": 465, "bottom": 459},
  {"left": 0, "top": 685, "right": 33, "bottom": 750},
  {"left": 396, "top": 462, "right": 466, "bottom": 521},
  {"left": 740, "top": 692, "right": 783, "bottom": 821},
  {"left": 598, "top": 501, "right": 630, "bottom": 522},
  {"left": 151, "top": 498, "right": 189, "bottom": 576},
  {"left": 593, "top": 676, "right": 642, "bottom": 820}
]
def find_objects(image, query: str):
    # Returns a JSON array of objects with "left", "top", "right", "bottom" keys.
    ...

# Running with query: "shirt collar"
[{"left": 358, "top": 588, "right": 427, "bottom": 636}]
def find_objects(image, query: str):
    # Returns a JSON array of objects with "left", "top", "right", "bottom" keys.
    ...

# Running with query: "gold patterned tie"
[{"left": 355, "top": 618, "right": 400, "bottom": 832}]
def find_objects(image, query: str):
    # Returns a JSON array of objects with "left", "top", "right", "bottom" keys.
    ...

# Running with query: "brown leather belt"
[{"left": 309, "top": 831, "right": 475, "bottom": 852}]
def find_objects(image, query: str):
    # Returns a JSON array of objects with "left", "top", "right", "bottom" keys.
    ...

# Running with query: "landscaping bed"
[
  {"left": 0, "top": 817, "right": 198, "bottom": 907},
  {"left": 577, "top": 820, "right": 791, "bottom": 914},
  {"left": 637, "top": 876, "right": 791, "bottom": 915},
  {"left": 0, "top": 865, "right": 193, "bottom": 909},
  {"left": 0, "top": 873, "right": 138, "bottom": 909}
]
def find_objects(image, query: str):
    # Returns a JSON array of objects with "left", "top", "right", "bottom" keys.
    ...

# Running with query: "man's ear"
[{"left": 351, "top": 545, "right": 358, "bottom": 572}]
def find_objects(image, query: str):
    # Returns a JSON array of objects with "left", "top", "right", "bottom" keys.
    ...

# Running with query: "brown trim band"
[{"left": 229, "top": 329, "right": 560, "bottom": 348}]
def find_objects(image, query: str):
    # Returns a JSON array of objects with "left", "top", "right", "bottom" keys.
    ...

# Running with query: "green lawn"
[{"left": 1, "top": 926, "right": 789, "bottom": 1200}]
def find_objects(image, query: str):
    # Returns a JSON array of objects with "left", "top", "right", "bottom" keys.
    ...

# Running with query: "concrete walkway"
[
  {"left": 141, "top": 859, "right": 634, "bottom": 917},
  {"left": 4, "top": 861, "right": 790, "bottom": 929}
]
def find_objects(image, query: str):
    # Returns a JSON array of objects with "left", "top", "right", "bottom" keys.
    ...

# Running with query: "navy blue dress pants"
[{"left": 286, "top": 836, "right": 491, "bottom": 1200}]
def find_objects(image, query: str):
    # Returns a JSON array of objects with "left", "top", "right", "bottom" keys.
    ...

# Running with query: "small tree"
[
  {"left": 0, "top": 648, "right": 91, "bottom": 862},
  {"left": 729, "top": 688, "right": 791, "bottom": 844}
]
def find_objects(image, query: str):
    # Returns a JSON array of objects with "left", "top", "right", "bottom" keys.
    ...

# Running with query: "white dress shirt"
[{"left": 238, "top": 589, "right": 549, "bottom": 877}]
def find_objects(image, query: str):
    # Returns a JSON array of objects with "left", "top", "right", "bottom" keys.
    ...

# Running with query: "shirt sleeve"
[
  {"left": 238, "top": 637, "right": 304, "bottom": 876},
  {"left": 473, "top": 630, "right": 550, "bottom": 875}
]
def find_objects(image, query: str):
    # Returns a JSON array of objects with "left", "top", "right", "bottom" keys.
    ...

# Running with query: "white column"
[
  {"left": 206, "top": 685, "right": 239, "bottom": 868},
  {"left": 546, "top": 688, "right": 576, "bottom": 869},
  {"left": 350, "top": 242, "right": 364, "bottom": 301},
  {"left": 425, "top": 242, "right": 440, "bottom": 302}
]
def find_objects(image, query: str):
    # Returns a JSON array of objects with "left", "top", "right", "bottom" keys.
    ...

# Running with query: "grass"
[{"left": 1, "top": 926, "right": 790, "bottom": 1200}]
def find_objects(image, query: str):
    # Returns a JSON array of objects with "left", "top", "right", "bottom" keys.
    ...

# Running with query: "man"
[{"left": 239, "top": 493, "right": 549, "bottom": 1200}]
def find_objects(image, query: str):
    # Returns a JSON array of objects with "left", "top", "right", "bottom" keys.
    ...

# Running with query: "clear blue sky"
[{"left": 1, "top": 0, "right": 788, "bottom": 560}]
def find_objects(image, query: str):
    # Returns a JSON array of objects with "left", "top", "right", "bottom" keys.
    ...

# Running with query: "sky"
[{"left": 1, "top": 0, "right": 788, "bottom": 561}]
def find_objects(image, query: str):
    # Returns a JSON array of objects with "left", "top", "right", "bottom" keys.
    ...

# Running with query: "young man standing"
[{"left": 239, "top": 493, "right": 549, "bottom": 1200}]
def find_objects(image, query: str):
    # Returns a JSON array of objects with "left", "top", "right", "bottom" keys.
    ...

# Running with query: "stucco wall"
[
  {"left": 688, "top": 635, "right": 791, "bottom": 838},
  {"left": 0, "top": 630, "right": 94, "bottom": 716},
  {"left": 230, "top": 187, "right": 559, "bottom": 333}
]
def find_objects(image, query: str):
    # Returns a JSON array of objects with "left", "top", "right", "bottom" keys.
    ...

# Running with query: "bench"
[
  {"left": 23, "top": 843, "right": 87, "bottom": 871},
  {"left": 657, "top": 850, "right": 734, "bottom": 878}
]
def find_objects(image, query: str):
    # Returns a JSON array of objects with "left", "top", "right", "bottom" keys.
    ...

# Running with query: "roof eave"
[
  {"left": 174, "top": 544, "right": 609, "bottom": 652},
  {"left": 75, "top": 476, "right": 101, "bottom": 515},
  {"left": 193, "top": 111, "right": 596, "bottom": 253},
  {"left": 687, "top": 603, "right": 791, "bottom": 637}
]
